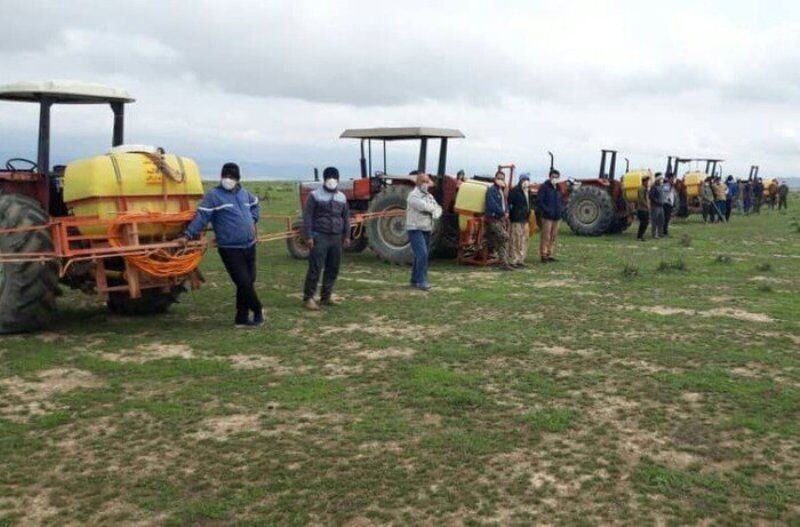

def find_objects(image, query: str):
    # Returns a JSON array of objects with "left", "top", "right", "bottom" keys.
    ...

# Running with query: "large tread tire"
[
  {"left": 366, "top": 185, "right": 415, "bottom": 265},
  {"left": 107, "top": 286, "right": 183, "bottom": 316},
  {"left": 287, "top": 220, "right": 311, "bottom": 260},
  {"left": 565, "top": 186, "right": 616, "bottom": 236},
  {"left": 0, "top": 192, "right": 60, "bottom": 334}
]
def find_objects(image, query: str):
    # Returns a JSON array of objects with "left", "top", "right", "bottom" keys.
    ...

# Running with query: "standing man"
[
  {"left": 484, "top": 171, "right": 514, "bottom": 270},
  {"left": 753, "top": 178, "right": 764, "bottom": 214},
  {"left": 662, "top": 173, "right": 676, "bottom": 237},
  {"left": 713, "top": 176, "right": 728, "bottom": 221},
  {"left": 701, "top": 177, "right": 715, "bottom": 223},
  {"left": 767, "top": 179, "right": 779, "bottom": 210},
  {"left": 742, "top": 180, "right": 753, "bottom": 215},
  {"left": 178, "top": 163, "right": 263, "bottom": 328},
  {"left": 406, "top": 173, "right": 442, "bottom": 290},
  {"left": 508, "top": 174, "right": 532, "bottom": 267},
  {"left": 538, "top": 169, "right": 563, "bottom": 262},
  {"left": 725, "top": 176, "right": 738, "bottom": 221},
  {"left": 649, "top": 174, "right": 665, "bottom": 238},
  {"left": 778, "top": 180, "right": 789, "bottom": 210},
  {"left": 302, "top": 167, "right": 350, "bottom": 310},
  {"left": 636, "top": 175, "right": 650, "bottom": 242}
]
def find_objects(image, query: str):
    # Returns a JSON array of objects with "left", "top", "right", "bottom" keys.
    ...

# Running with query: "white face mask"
[
  {"left": 521, "top": 182, "right": 530, "bottom": 191},
  {"left": 324, "top": 178, "right": 338, "bottom": 191},
  {"left": 221, "top": 177, "right": 237, "bottom": 191},
  {"left": 420, "top": 183, "right": 430, "bottom": 193},
  {"left": 550, "top": 176, "right": 559, "bottom": 183}
]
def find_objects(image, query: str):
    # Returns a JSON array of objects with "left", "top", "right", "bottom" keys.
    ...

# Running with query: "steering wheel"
[{"left": 5, "top": 158, "right": 38, "bottom": 172}]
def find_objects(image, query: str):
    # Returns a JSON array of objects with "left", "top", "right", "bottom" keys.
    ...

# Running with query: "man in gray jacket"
[{"left": 405, "top": 173, "right": 442, "bottom": 290}]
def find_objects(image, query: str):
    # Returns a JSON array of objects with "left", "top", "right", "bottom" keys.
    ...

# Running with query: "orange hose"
[{"left": 107, "top": 212, "right": 204, "bottom": 278}]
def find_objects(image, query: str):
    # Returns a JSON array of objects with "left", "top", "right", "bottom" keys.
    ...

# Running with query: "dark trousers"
[
  {"left": 408, "top": 229, "right": 431, "bottom": 286},
  {"left": 778, "top": 195, "right": 788, "bottom": 210},
  {"left": 636, "top": 210, "right": 649, "bottom": 240},
  {"left": 303, "top": 233, "right": 342, "bottom": 301},
  {"left": 218, "top": 246, "right": 262, "bottom": 324},
  {"left": 754, "top": 196, "right": 762, "bottom": 213},
  {"left": 663, "top": 203, "right": 673, "bottom": 235},
  {"left": 725, "top": 198, "right": 733, "bottom": 221}
]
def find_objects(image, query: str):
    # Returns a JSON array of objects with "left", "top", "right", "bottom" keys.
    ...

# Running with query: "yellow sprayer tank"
[
  {"left": 621, "top": 169, "right": 653, "bottom": 201},
  {"left": 454, "top": 179, "right": 491, "bottom": 231},
  {"left": 64, "top": 149, "right": 204, "bottom": 236},
  {"left": 683, "top": 171, "right": 705, "bottom": 198}
]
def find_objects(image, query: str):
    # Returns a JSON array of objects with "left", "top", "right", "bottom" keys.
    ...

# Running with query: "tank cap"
[{"left": 108, "top": 144, "right": 163, "bottom": 155}]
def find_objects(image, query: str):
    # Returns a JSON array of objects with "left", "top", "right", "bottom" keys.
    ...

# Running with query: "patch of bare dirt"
[
  {"left": 318, "top": 315, "right": 448, "bottom": 341},
  {"left": 356, "top": 347, "right": 417, "bottom": 360},
  {"left": 228, "top": 354, "right": 310, "bottom": 375},
  {"left": 193, "top": 414, "right": 263, "bottom": 441},
  {"left": 0, "top": 368, "right": 104, "bottom": 421},
  {"left": 627, "top": 305, "right": 775, "bottom": 323},
  {"left": 101, "top": 342, "right": 195, "bottom": 363}
]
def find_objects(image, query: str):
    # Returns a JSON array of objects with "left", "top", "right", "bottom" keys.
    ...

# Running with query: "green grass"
[{"left": 0, "top": 183, "right": 798, "bottom": 524}]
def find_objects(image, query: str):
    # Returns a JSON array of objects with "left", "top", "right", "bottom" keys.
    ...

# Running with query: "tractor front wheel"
[
  {"left": 0, "top": 192, "right": 60, "bottom": 334},
  {"left": 287, "top": 221, "right": 311, "bottom": 260},
  {"left": 565, "top": 185, "right": 615, "bottom": 236}
]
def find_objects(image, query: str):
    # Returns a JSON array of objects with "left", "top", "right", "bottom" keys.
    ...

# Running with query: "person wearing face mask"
[
  {"left": 301, "top": 167, "right": 351, "bottom": 310},
  {"left": 508, "top": 174, "right": 532, "bottom": 267},
  {"left": 178, "top": 162, "right": 263, "bottom": 328},
  {"left": 484, "top": 170, "right": 514, "bottom": 270},
  {"left": 405, "top": 173, "right": 443, "bottom": 290},
  {"left": 538, "top": 169, "right": 563, "bottom": 263}
]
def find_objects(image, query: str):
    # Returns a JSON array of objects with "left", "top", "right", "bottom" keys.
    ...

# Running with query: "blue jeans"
[
  {"left": 408, "top": 229, "right": 431, "bottom": 287},
  {"left": 714, "top": 200, "right": 727, "bottom": 220}
]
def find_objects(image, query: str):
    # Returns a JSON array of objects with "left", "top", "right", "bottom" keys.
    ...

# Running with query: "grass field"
[{"left": 1, "top": 182, "right": 799, "bottom": 525}]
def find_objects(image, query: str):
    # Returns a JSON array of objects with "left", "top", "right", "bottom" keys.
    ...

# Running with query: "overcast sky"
[{"left": 1, "top": 0, "right": 798, "bottom": 181}]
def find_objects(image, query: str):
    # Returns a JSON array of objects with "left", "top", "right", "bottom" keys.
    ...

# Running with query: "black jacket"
[
  {"left": 508, "top": 184, "right": 531, "bottom": 223},
  {"left": 538, "top": 180, "right": 563, "bottom": 220},
  {"left": 302, "top": 187, "right": 350, "bottom": 240}
]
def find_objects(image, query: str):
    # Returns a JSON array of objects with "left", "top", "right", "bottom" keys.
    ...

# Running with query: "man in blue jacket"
[
  {"left": 302, "top": 167, "right": 351, "bottom": 310},
  {"left": 484, "top": 171, "right": 514, "bottom": 270},
  {"left": 538, "top": 169, "right": 563, "bottom": 263},
  {"left": 177, "top": 163, "right": 263, "bottom": 328}
]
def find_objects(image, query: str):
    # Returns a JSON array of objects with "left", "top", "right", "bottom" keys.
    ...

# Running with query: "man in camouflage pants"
[{"left": 484, "top": 171, "right": 514, "bottom": 270}]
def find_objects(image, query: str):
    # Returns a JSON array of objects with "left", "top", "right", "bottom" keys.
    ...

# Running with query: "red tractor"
[
  {"left": 0, "top": 81, "right": 205, "bottom": 334},
  {"left": 559, "top": 149, "right": 633, "bottom": 236},
  {"left": 287, "top": 127, "right": 465, "bottom": 265}
]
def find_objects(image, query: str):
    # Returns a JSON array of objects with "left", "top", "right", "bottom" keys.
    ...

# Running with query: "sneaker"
[
  {"left": 321, "top": 297, "right": 342, "bottom": 306},
  {"left": 304, "top": 298, "right": 320, "bottom": 311},
  {"left": 417, "top": 283, "right": 432, "bottom": 291},
  {"left": 252, "top": 309, "right": 265, "bottom": 327}
]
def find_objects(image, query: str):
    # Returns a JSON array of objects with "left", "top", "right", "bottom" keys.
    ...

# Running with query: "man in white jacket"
[{"left": 405, "top": 173, "right": 442, "bottom": 291}]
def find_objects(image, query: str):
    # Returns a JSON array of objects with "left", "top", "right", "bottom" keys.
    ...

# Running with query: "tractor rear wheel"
[
  {"left": 107, "top": 285, "right": 183, "bottom": 316},
  {"left": 565, "top": 185, "right": 615, "bottom": 236},
  {"left": 366, "top": 185, "right": 414, "bottom": 265},
  {"left": 0, "top": 192, "right": 60, "bottom": 334}
]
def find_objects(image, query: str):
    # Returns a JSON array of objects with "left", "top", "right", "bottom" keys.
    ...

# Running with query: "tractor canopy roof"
[
  {"left": 340, "top": 127, "right": 465, "bottom": 140},
  {"left": 0, "top": 80, "right": 134, "bottom": 104}
]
